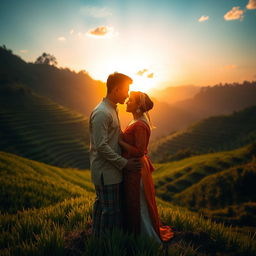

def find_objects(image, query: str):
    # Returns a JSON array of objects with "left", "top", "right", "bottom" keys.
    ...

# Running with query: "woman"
[{"left": 119, "top": 91, "right": 174, "bottom": 243}]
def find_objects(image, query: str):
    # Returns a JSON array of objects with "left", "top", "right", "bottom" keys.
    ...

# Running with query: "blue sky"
[{"left": 1, "top": 0, "right": 256, "bottom": 90}]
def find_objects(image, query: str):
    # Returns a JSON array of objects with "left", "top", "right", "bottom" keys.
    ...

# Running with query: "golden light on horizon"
[{"left": 129, "top": 74, "right": 157, "bottom": 93}]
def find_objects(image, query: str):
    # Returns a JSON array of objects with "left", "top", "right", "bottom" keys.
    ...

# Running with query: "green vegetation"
[
  {"left": 174, "top": 159, "right": 256, "bottom": 210},
  {"left": 0, "top": 151, "right": 255, "bottom": 255},
  {"left": 150, "top": 105, "right": 256, "bottom": 162},
  {"left": 0, "top": 84, "right": 90, "bottom": 169},
  {"left": 153, "top": 143, "right": 256, "bottom": 229},
  {"left": 153, "top": 143, "right": 256, "bottom": 199},
  {"left": 0, "top": 151, "right": 93, "bottom": 214}
]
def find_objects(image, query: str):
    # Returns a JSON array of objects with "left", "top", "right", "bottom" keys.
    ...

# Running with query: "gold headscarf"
[{"left": 139, "top": 92, "right": 156, "bottom": 130}]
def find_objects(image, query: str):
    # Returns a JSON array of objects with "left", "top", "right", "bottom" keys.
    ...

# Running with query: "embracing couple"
[{"left": 89, "top": 72, "right": 173, "bottom": 244}]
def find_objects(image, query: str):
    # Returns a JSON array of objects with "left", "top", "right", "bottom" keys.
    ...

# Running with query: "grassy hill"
[
  {"left": 0, "top": 152, "right": 255, "bottom": 256},
  {"left": 153, "top": 143, "right": 256, "bottom": 228},
  {"left": 0, "top": 83, "right": 90, "bottom": 169},
  {"left": 174, "top": 160, "right": 256, "bottom": 210},
  {"left": 150, "top": 105, "right": 256, "bottom": 163},
  {"left": 0, "top": 151, "right": 93, "bottom": 214}
]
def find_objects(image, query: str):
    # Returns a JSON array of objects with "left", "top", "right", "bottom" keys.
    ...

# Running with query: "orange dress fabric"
[{"left": 122, "top": 120, "right": 174, "bottom": 242}]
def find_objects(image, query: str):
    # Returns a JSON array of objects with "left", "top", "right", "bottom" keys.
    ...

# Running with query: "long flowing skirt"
[{"left": 123, "top": 156, "right": 174, "bottom": 242}]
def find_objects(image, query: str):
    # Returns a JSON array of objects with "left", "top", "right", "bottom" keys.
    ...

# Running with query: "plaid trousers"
[{"left": 92, "top": 177, "right": 123, "bottom": 237}]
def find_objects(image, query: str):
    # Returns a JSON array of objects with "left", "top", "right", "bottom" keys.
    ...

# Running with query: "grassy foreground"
[{"left": 0, "top": 152, "right": 256, "bottom": 255}]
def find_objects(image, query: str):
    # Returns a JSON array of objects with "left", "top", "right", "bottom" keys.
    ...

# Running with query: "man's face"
[{"left": 114, "top": 83, "right": 130, "bottom": 104}]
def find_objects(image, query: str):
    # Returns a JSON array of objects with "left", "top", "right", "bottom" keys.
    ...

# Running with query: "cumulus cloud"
[
  {"left": 147, "top": 73, "right": 154, "bottom": 78},
  {"left": 224, "top": 64, "right": 238, "bottom": 70},
  {"left": 86, "top": 26, "right": 115, "bottom": 37},
  {"left": 19, "top": 49, "right": 28, "bottom": 53},
  {"left": 247, "top": 0, "right": 256, "bottom": 9},
  {"left": 136, "top": 69, "right": 148, "bottom": 76},
  {"left": 58, "top": 36, "right": 66, "bottom": 41},
  {"left": 80, "top": 6, "right": 112, "bottom": 18},
  {"left": 198, "top": 15, "right": 209, "bottom": 22},
  {"left": 224, "top": 7, "right": 244, "bottom": 20}
]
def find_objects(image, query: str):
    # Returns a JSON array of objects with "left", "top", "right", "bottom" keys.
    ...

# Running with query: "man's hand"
[{"left": 125, "top": 158, "right": 142, "bottom": 172}]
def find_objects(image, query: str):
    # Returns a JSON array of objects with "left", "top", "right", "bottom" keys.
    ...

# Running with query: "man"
[{"left": 89, "top": 72, "right": 141, "bottom": 237}]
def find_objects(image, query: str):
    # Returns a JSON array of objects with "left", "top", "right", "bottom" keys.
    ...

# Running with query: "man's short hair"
[{"left": 106, "top": 72, "right": 133, "bottom": 93}]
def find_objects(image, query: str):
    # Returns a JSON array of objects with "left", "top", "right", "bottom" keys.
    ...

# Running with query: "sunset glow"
[{"left": 1, "top": 0, "right": 255, "bottom": 89}]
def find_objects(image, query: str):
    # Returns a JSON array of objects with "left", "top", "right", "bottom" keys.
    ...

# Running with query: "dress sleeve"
[{"left": 127, "top": 124, "right": 149, "bottom": 157}]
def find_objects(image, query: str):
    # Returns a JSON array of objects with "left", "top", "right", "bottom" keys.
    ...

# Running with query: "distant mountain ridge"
[
  {"left": 0, "top": 46, "right": 105, "bottom": 116},
  {"left": 151, "top": 85, "right": 201, "bottom": 104},
  {"left": 149, "top": 81, "right": 256, "bottom": 139},
  {"left": 1, "top": 45, "right": 256, "bottom": 140}
]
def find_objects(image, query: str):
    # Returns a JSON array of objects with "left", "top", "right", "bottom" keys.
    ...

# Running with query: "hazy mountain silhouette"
[
  {"left": 148, "top": 81, "right": 256, "bottom": 139},
  {"left": 1, "top": 46, "right": 256, "bottom": 140},
  {"left": 151, "top": 85, "right": 201, "bottom": 104},
  {"left": 150, "top": 105, "right": 256, "bottom": 162},
  {"left": 0, "top": 46, "right": 105, "bottom": 117}
]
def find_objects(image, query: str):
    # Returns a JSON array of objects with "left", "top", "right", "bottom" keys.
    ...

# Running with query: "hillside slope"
[
  {"left": 0, "top": 46, "right": 105, "bottom": 116},
  {"left": 150, "top": 105, "right": 256, "bottom": 162},
  {"left": 0, "top": 83, "right": 90, "bottom": 169},
  {"left": 0, "top": 151, "right": 93, "bottom": 214},
  {"left": 153, "top": 143, "right": 256, "bottom": 201},
  {"left": 174, "top": 160, "right": 256, "bottom": 210}
]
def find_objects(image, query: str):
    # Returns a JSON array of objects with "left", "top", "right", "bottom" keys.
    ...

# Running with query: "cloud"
[
  {"left": 198, "top": 15, "right": 209, "bottom": 22},
  {"left": 19, "top": 49, "right": 28, "bottom": 53},
  {"left": 224, "top": 7, "right": 244, "bottom": 20},
  {"left": 247, "top": 0, "right": 256, "bottom": 9},
  {"left": 58, "top": 36, "right": 66, "bottom": 41},
  {"left": 147, "top": 73, "right": 154, "bottom": 78},
  {"left": 80, "top": 6, "right": 112, "bottom": 18},
  {"left": 69, "top": 29, "right": 74, "bottom": 35},
  {"left": 87, "top": 26, "right": 115, "bottom": 37},
  {"left": 136, "top": 69, "right": 148, "bottom": 76},
  {"left": 224, "top": 64, "right": 238, "bottom": 70}
]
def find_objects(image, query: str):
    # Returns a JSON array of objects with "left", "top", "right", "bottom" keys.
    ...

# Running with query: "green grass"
[
  {"left": 1, "top": 196, "right": 255, "bottom": 256},
  {"left": 0, "top": 151, "right": 93, "bottom": 214},
  {"left": 153, "top": 143, "right": 256, "bottom": 201},
  {"left": 0, "top": 151, "right": 256, "bottom": 255},
  {"left": 0, "top": 83, "right": 90, "bottom": 169},
  {"left": 150, "top": 105, "right": 256, "bottom": 163},
  {"left": 174, "top": 160, "right": 256, "bottom": 209}
]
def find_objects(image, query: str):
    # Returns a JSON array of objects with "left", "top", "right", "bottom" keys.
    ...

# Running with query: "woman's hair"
[{"left": 130, "top": 91, "right": 154, "bottom": 112}]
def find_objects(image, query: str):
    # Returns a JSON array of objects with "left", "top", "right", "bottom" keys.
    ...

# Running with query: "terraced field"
[
  {"left": 153, "top": 143, "right": 256, "bottom": 201},
  {"left": 0, "top": 84, "right": 90, "bottom": 169},
  {"left": 152, "top": 143, "right": 256, "bottom": 228},
  {"left": 150, "top": 105, "right": 256, "bottom": 163}
]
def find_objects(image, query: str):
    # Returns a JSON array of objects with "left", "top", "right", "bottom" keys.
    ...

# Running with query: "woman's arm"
[{"left": 119, "top": 125, "right": 148, "bottom": 157}]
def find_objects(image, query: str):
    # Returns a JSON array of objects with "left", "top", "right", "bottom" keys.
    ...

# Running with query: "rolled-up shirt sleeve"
[{"left": 90, "top": 110, "right": 128, "bottom": 170}]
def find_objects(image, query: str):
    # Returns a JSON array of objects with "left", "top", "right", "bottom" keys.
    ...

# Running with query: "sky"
[{"left": 1, "top": 0, "right": 256, "bottom": 91}]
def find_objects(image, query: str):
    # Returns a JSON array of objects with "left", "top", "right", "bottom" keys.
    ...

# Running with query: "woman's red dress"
[{"left": 122, "top": 119, "right": 174, "bottom": 242}]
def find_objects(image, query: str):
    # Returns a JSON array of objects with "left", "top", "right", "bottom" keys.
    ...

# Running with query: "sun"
[{"left": 129, "top": 75, "right": 157, "bottom": 93}]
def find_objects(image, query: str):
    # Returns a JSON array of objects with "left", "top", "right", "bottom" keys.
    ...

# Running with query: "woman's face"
[{"left": 126, "top": 95, "right": 139, "bottom": 113}]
